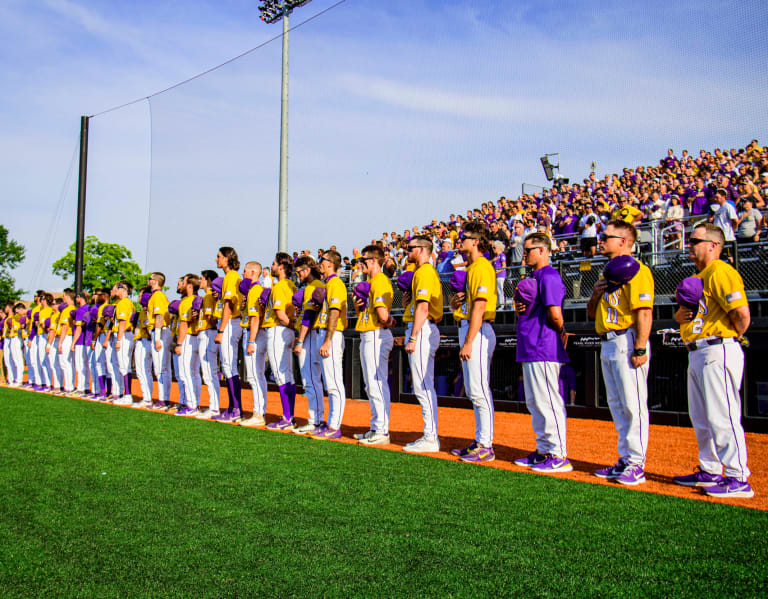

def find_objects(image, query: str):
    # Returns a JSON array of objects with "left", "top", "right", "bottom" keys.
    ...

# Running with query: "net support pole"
[
  {"left": 277, "top": 8, "right": 290, "bottom": 253},
  {"left": 75, "top": 115, "right": 89, "bottom": 293}
]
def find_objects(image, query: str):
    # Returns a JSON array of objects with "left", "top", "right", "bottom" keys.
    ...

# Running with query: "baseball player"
[
  {"left": 168, "top": 297, "right": 186, "bottom": 411},
  {"left": 292, "top": 256, "right": 325, "bottom": 434},
  {"left": 70, "top": 290, "right": 91, "bottom": 397},
  {"left": 92, "top": 289, "right": 111, "bottom": 399},
  {"left": 35, "top": 293, "right": 53, "bottom": 392},
  {"left": 147, "top": 273, "right": 173, "bottom": 410},
  {"left": 195, "top": 270, "right": 221, "bottom": 419},
  {"left": 27, "top": 290, "right": 44, "bottom": 389},
  {"left": 512, "top": 233, "right": 572, "bottom": 473},
  {"left": 310, "top": 250, "right": 348, "bottom": 440},
  {"left": 111, "top": 281, "right": 135, "bottom": 405},
  {"left": 240, "top": 262, "right": 268, "bottom": 427},
  {"left": 56, "top": 290, "right": 76, "bottom": 395},
  {"left": 46, "top": 300, "right": 65, "bottom": 393},
  {"left": 7, "top": 303, "right": 26, "bottom": 386},
  {"left": 353, "top": 244, "right": 396, "bottom": 445},
  {"left": 133, "top": 289, "right": 154, "bottom": 408},
  {"left": 449, "top": 222, "right": 497, "bottom": 463},
  {"left": 673, "top": 223, "right": 753, "bottom": 498},
  {"left": 403, "top": 235, "right": 443, "bottom": 453},
  {"left": 175, "top": 274, "right": 202, "bottom": 415},
  {"left": 0, "top": 305, "right": 8, "bottom": 385},
  {"left": 587, "top": 219, "right": 653, "bottom": 485},
  {"left": 212, "top": 247, "right": 244, "bottom": 422},
  {"left": 263, "top": 252, "right": 298, "bottom": 430}
]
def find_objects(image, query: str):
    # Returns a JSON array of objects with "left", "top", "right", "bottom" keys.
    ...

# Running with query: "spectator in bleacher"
[
  {"left": 488, "top": 221, "right": 508, "bottom": 247},
  {"left": 664, "top": 195, "right": 685, "bottom": 249},
  {"left": 735, "top": 198, "right": 763, "bottom": 244},
  {"left": 578, "top": 206, "right": 601, "bottom": 258},
  {"left": 492, "top": 241, "right": 507, "bottom": 309},
  {"left": 436, "top": 240, "right": 456, "bottom": 275},
  {"left": 508, "top": 222, "right": 525, "bottom": 267},
  {"left": 611, "top": 196, "right": 643, "bottom": 225},
  {"left": 712, "top": 188, "right": 738, "bottom": 242},
  {"left": 738, "top": 180, "right": 764, "bottom": 208}
]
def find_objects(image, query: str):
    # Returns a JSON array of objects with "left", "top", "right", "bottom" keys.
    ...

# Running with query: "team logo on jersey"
[
  {"left": 274, "top": 300, "right": 281, "bottom": 306},
  {"left": 375, "top": 296, "right": 384, "bottom": 303},
  {"left": 726, "top": 291, "right": 742, "bottom": 303},
  {"left": 639, "top": 293, "right": 651, "bottom": 302},
  {"left": 330, "top": 298, "right": 340, "bottom": 305},
  {"left": 417, "top": 288, "right": 429, "bottom": 296},
  {"left": 478, "top": 286, "right": 487, "bottom": 293}
]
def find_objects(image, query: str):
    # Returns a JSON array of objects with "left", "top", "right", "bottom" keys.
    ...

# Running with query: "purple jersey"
[
  {"left": 515, "top": 265, "right": 569, "bottom": 363},
  {"left": 74, "top": 304, "right": 92, "bottom": 346}
]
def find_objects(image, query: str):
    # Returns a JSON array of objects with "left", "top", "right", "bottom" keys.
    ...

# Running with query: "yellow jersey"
[
  {"left": 612, "top": 205, "right": 642, "bottom": 223},
  {"left": 453, "top": 257, "right": 495, "bottom": 322},
  {"left": 178, "top": 295, "right": 199, "bottom": 336},
  {"left": 221, "top": 270, "right": 242, "bottom": 319},
  {"left": 263, "top": 278, "right": 297, "bottom": 328},
  {"left": 148, "top": 290, "right": 171, "bottom": 328},
  {"left": 403, "top": 263, "right": 443, "bottom": 324},
  {"left": 49, "top": 310, "right": 60, "bottom": 335},
  {"left": 113, "top": 297, "right": 134, "bottom": 333},
  {"left": 680, "top": 259, "right": 748, "bottom": 343},
  {"left": 356, "top": 272, "right": 393, "bottom": 332},
  {"left": 314, "top": 275, "right": 347, "bottom": 332},
  {"left": 245, "top": 283, "right": 265, "bottom": 331},
  {"left": 296, "top": 279, "right": 323, "bottom": 332},
  {"left": 58, "top": 305, "right": 75, "bottom": 336},
  {"left": 595, "top": 261, "right": 654, "bottom": 334},
  {"left": 37, "top": 306, "right": 52, "bottom": 335},
  {"left": 198, "top": 291, "right": 217, "bottom": 331},
  {"left": 134, "top": 308, "right": 151, "bottom": 340}
]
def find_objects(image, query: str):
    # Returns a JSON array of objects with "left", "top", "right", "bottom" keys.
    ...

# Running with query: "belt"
[
  {"left": 458, "top": 319, "right": 494, "bottom": 327},
  {"left": 686, "top": 337, "right": 735, "bottom": 353},
  {"left": 600, "top": 329, "right": 630, "bottom": 342}
]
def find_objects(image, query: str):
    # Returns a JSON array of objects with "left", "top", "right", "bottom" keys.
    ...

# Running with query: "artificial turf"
[{"left": 1, "top": 388, "right": 766, "bottom": 598}]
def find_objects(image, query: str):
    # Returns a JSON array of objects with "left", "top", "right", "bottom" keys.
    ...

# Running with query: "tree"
[
  {"left": 52, "top": 236, "right": 147, "bottom": 292},
  {"left": 0, "top": 225, "right": 26, "bottom": 305}
]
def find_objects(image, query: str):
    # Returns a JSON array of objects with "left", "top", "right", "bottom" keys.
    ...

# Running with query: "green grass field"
[{"left": 1, "top": 389, "right": 766, "bottom": 598}]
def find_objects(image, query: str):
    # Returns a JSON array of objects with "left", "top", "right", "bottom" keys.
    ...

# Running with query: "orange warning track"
[{"left": 22, "top": 380, "right": 768, "bottom": 510}]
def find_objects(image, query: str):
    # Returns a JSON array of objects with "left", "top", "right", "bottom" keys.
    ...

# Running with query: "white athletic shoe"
[
  {"left": 113, "top": 395, "right": 133, "bottom": 406},
  {"left": 353, "top": 430, "right": 375, "bottom": 441},
  {"left": 358, "top": 431, "right": 390, "bottom": 446},
  {"left": 403, "top": 436, "right": 440, "bottom": 453},
  {"left": 293, "top": 422, "right": 319, "bottom": 435},
  {"left": 195, "top": 409, "right": 216, "bottom": 420},
  {"left": 136, "top": 399, "right": 153, "bottom": 409},
  {"left": 240, "top": 415, "right": 266, "bottom": 427}
]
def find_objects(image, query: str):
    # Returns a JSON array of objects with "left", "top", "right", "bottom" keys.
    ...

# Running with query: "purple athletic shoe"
[
  {"left": 266, "top": 418, "right": 295, "bottom": 430},
  {"left": 594, "top": 460, "right": 628, "bottom": 479},
  {"left": 531, "top": 455, "right": 573, "bottom": 473},
  {"left": 703, "top": 477, "right": 754, "bottom": 498},
  {"left": 311, "top": 426, "right": 342, "bottom": 440},
  {"left": 451, "top": 441, "right": 478, "bottom": 457},
  {"left": 175, "top": 406, "right": 192, "bottom": 416},
  {"left": 513, "top": 451, "right": 548, "bottom": 468},
  {"left": 459, "top": 445, "right": 495, "bottom": 463},
  {"left": 211, "top": 411, "right": 232, "bottom": 423},
  {"left": 152, "top": 401, "right": 169, "bottom": 411},
  {"left": 615, "top": 464, "right": 645, "bottom": 485},
  {"left": 229, "top": 408, "right": 242, "bottom": 423},
  {"left": 673, "top": 467, "right": 724, "bottom": 487}
]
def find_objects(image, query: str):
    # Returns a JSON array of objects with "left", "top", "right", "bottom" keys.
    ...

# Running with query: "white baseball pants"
[
  {"left": 599, "top": 329, "right": 650, "bottom": 467},
  {"left": 243, "top": 330, "right": 268, "bottom": 416},
  {"left": 312, "top": 328, "right": 345, "bottom": 429},
  {"left": 8, "top": 337, "right": 23, "bottom": 384},
  {"left": 297, "top": 329, "right": 324, "bottom": 425},
  {"left": 151, "top": 328, "right": 172, "bottom": 403},
  {"left": 267, "top": 325, "right": 295, "bottom": 386},
  {"left": 198, "top": 329, "right": 220, "bottom": 411},
  {"left": 360, "top": 328, "right": 394, "bottom": 434},
  {"left": 522, "top": 361, "right": 567, "bottom": 457},
  {"left": 459, "top": 320, "right": 496, "bottom": 447},
  {"left": 687, "top": 340, "right": 750, "bottom": 480},
  {"left": 177, "top": 334, "right": 201, "bottom": 409},
  {"left": 38, "top": 337, "right": 51, "bottom": 387},
  {"left": 133, "top": 338, "right": 154, "bottom": 402},
  {"left": 105, "top": 338, "right": 122, "bottom": 396},
  {"left": 74, "top": 344, "right": 90, "bottom": 392},
  {"left": 219, "top": 317, "right": 242, "bottom": 379},
  {"left": 407, "top": 321, "right": 440, "bottom": 441}
]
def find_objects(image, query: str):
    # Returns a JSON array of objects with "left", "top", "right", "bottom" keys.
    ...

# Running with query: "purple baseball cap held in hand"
[
  {"left": 26, "top": 309, "right": 32, "bottom": 318},
  {"left": 191, "top": 296, "right": 203, "bottom": 312},
  {"left": 602, "top": 255, "right": 640, "bottom": 293},
  {"left": 396, "top": 271, "right": 414, "bottom": 292},
  {"left": 102, "top": 304, "right": 115, "bottom": 319},
  {"left": 168, "top": 300, "right": 181, "bottom": 315},
  {"left": 33, "top": 311, "right": 40, "bottom": 322},
  {"left": 514, "top": 278, "right": 538, "bottom": 314},
  {"left": 239, "top": 278, "right": 253, "bottom": 296},
  {"left": 292, "top": 289, "right": 305, "bottom": 311},
  {"left": 449, "top": 270, "right": 467, "bottom": 294},
  {"left": 211, "top": 277, "right": 224, "bottom": 295},
  {"left": 353, "top": 282, "right": 370, "bottom": 309},
  {"left": 675, "top": 276, "right": 704, "bottom": 311},
  {"left": 140, "top": 291, "right": 152, "bottom": 308},
  {"left": 89, "top": 305, "right": 99, "bottom": 319},
  {"left": 309, "top": 286, "right": 327, "bottom": 309},
  {"left": 259, "top": 288, "right": 271, "bottom": 307},
  {"left": 57, "top": 303, "right": 66, "bottom": 313}
]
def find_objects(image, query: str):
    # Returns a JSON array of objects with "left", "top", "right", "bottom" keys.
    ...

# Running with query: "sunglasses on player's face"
[{"left": 688, "top": 237, "right": 719, "bottom": 246}]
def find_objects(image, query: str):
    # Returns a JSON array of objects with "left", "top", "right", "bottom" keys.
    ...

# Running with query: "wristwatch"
[{"left": 632, "top": 348, "right": 647, "bottom": 357}]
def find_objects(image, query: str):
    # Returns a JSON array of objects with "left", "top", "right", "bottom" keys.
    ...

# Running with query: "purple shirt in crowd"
[
  {"left": 74, "top": 304, "right": 92, "bottom": 346},
  {"left": 515, "top": 264, "right": 569, "bottom": 364}
]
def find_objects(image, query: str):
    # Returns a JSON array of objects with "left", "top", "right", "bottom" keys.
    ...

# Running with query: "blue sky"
[{"left": 2, "top": 0, "right": 766, "bottom": 296}]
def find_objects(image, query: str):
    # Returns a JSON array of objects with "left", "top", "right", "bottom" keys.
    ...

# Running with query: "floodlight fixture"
[
  {"left": 259, "top": 0, "right": 313, "bottom": 24},
  {"left": 540, "top": 152, "right": 560, "bottom": 182}
]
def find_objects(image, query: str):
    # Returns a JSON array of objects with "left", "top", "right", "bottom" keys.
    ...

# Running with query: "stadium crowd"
[{"left": 0, "top": 141, "right": 761, "bottom": 499}]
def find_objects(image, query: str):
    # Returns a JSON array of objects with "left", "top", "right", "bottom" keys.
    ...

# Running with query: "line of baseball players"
[{"left": 1, "top": 219, "right": 754, "bottom": 498}]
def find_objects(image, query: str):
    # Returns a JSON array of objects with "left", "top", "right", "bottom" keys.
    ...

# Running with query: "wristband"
[
  {"left": 296, "top": 340, "right": 303, "bottom": 346},
  {"left": 218, "top": 330, "right": 225, "bottom": 334},
  {"left": 248, "top": 341, "right": 256, "bottom": 345},
  {"left": 409, "top": 336, "right": 417, "bottom": 343},
  {"left": 632, "top": 348, "right": 646, "bottom": 357}
]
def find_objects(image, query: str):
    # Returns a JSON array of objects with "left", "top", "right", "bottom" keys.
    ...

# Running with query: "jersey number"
[
  {"left": 692, "top": 318, "right": 703, "bottom": 334},
  {"left": 606, "top": 307, "right": 619, "bottom": 324}
]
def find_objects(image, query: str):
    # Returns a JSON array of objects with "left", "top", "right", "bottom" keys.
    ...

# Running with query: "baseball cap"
[
  {"left": 168, "top": 300, "right": 181, "bottom": 315},
  {"left": 309, "top": 286, "right": 327, "bottom": 309},
  {"left": 449, "top": 270, "right": 467, "bottom": 293},
  {"left": 675, "top": 276, "right": 704, "bottom": 311},
  {"left": 102, "top": 304, "right": 115, "bottom": 319},
  {"left": 140, "top": 291, "right": 152, "bottom": 308},
  {"left": 602, "top": 255, "right": 640, "bottom": 293},
  {"left": 211, "top": 277, "right": 223, "bottom": 295},
  {"left": 396, "top": 271, "right": 414, "bottom": 292},
  {"left": 292, "top": 289, "right": 305, "bottom": 311},
  {"left": 191, "top": 296, "right": 203, "bottom": 312},
  {"left": 238, "top": 278, "right": 253, "bottom": 296},
  {"left": 353, "top": 282, "right": 371, "bottom": 308},
  {"left": 514, "top": 278, "right": 538, "bottom": 314},
  {"left": 259, "top": 288, "right": 271, "bottom": 307}
]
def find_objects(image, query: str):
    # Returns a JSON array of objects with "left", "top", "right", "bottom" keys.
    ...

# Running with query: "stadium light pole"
[
  {"left": 74, "top": 115, "right": 90, "bottom": 294},
  {"left": 259, "top": 0, "right": 313, "bottom": 253}
]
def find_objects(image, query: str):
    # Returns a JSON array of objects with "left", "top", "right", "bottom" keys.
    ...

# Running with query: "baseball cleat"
[
  {"left": 531, "top": 455, "right": 573, "bottom": 473},
  {"left": 152, "top": 401, "right": 169, "bottom": 411},
  {"left": 451, "top": 441, "right": 479, "bottom": 457},
  {"left": 403, "top": 436, "right": 440, "bottom": 453},
  {"left": 673, "top": 467, "right": 724, "bottom": 487},
  {"left": 358, "top": 431, "right": 390, "bottom": 446},
  {"left": 703, "top": 477, "right": 754, "bottom": 498},
  {"left": 175, "top": 406, "right": 194, "bottom": 416},
  {"left": 293, "top": 423, "right": 318, "bottom": 435},
  {"left": 266, "top": 418, "right": 295, "bottom": 430},
  {"left": 229, "top": 408, "right": 242, "bottom": 423},
  {"left": 458, "top": 445, "right": 494, "bottom": 463},
  {"left": 513, "top": 451, "right": 548, "bottom": 468},
  {"left": 594, "top": 460, "right": 628, "bottom": 479},
  {"left": 211, "top": 411, "right": 233, "bottom": 423},
  {"left": 240, "top": 415, "right": 267, "bottom": 427},
  {"left": 195, "top": 409, "right": 216, "bottom": 420},
  {"left": 112, "top": 395, "right": 134, "bottom": 406},
  {"left": 353, "top": 430, "right": 375, "bottom": 441},
  {"left": 615, "top": 464, "right": 645, "bottom": 485},
  {"left": 311, "top": 426, "right": 342, "bottom": 440}
]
